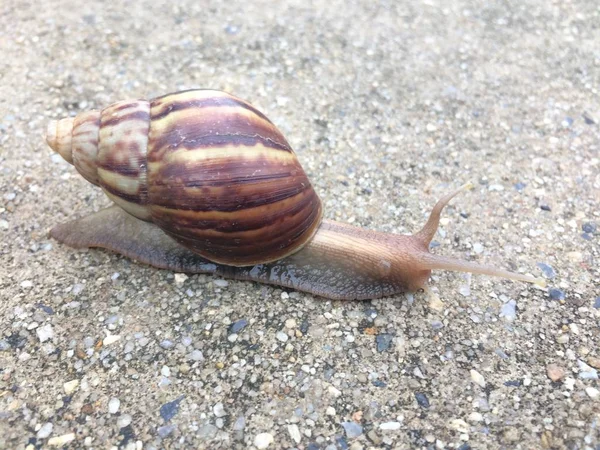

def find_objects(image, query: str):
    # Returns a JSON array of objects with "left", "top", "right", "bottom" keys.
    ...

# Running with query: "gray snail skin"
[{"left": 46, "top": 89, "right": 544, "bottom": 300}]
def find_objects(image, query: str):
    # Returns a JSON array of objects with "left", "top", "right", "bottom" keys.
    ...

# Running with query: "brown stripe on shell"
[
  {"left": 97, "top": 100, "right": 151, "bottom": 220},
  {"left": 158, "top": 189, "right": 323, "bottom": 266},
  {"left": 72, "top": 110, "right": 101, "bottom": 186}
]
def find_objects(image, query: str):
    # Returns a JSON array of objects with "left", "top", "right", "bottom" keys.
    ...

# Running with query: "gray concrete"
[{"left": 1, "top": 0, "right": 599, "bottom": 448}]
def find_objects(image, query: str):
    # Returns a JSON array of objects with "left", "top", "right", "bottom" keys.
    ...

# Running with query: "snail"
[{"left": 45, "top": 89, "right": 544, "bottom": 300}]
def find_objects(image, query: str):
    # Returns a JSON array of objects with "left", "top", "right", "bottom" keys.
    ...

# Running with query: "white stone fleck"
[
  {"left": 448, "top": 419, "right": 469, "bottom": 433},
  {"left": 254, "top": 432, "right": 274, "bottom": 449},
  {"left": 470, "top": 369, "right": 485, "bottom": 388},
  {"left": 103, "top": 335, "right": 121, "bottom": 346},
  {"left": 48, "top": 433, "right": 75, "bottom": 446},
  {"left": 118, "top": 414, "right": 132, "bottom": 428},
  {"left": 379, "top": 422, "right": 401, "bottom": 431},
  {"left": 328, "top": 385, "right": 342, "bottom": 397},
  {"left": 108, "top": 397, "right": 120, "bottom": 414},
  {"left": 21, "top": 280, "right": 33, "bottom": 288},
  {"left": 326, "top": 406, "right": 336, "bottom": 415},
  {"left": 213, "top": 279, "right": 229, "bottom": 287},
  {"left": 174, "top": 273, "right": 188, "bottom": 284},
  {"left": 161, "top": 366, "right": 171, "bottom": 377},
  {"left": 63, "top": 379, "right": 79, "bottom": 395},
  {"left": 36, "top": 324, "right": 54, "bottom": 343},
  {"left": 585, "top": 387, "right": 599, "bottom": 399},
  {"left": 36, "top": 422, "right": 53, "bottom": 439},
  {"left": 276, "top": 331, "right": 289, "bottom": 342},
  {"left": 288, "top": 424, "right": 301, "bottom": 444},
  {"left": 213, "top": 402, "right": 226, "bottom": 417}
]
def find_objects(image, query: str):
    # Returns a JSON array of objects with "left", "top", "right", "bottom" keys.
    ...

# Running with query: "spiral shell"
[{"left": 46, "top": 89, "right": 323, "bottom": 266}]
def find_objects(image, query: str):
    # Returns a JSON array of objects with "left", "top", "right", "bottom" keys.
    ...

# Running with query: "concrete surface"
[{"left": 1, "top": 0, "right": 599, "bottom": 449}]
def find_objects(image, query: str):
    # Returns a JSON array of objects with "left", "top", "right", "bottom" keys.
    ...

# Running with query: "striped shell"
[{"left": 46, "top": 89, "right": 323, "bottom": 266}]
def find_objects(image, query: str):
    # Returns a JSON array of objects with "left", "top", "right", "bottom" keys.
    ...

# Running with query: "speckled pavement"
[{"left": 1, "top": 0, "right": 599, "bottom": 449}]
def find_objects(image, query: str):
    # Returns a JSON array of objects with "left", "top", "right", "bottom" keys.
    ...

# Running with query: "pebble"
[
  {"left": 342, "top": 422, "right": 363, "bottom": 438},
  {"left": 379, "top": 422, "right": 401, "bottom": 431},
  {"left": 582, "top": 222, "right": 597, "bottom": 234},
  {"left": 328, "top": 386, "right": 342, "bottom": 397},
  {"left": 160, "top": 340, "right": 174, "bottom": 349},
  {"left": 500, "top": 300, "right": 517, "bottom": 321},
  {"left": 449, "top": 419, "right": 469, "bottom": 433},
  {"left": 468, "top": 412, "right": 483, "bottom": 422},
  {"left": 536, "top": 263, "right": 556, "bottom": 279},
  {"left": 593, "top": 298, "right": 600, "bottom": 309},
  {"left": 20, "top": 280, "right": 33, "bottom": 288},
  {"left": 548, "top": 288, "right": 565, "bottom": 300},
  {"left": 118, "top": 414, "right": 132, "bottom": 428},
  {"left": 546, "top": 364, "right": 566, "bottom": 382},
  {"left": 585, "top": 387, "right": 599, "bottom": 399},
  {"left": 161, "top": 366, "right": 171, "bottom": 377},
  {"left": 157, "top": 424, "right": 176, "bottom": 438},
  {"left": 36, "top": 324, "right": 54, "bottom": 342},
  {"left": 108, "top": 398, "right": 120, "bottom": 414},
  {"left": 556, "top": 334, "right": 569, "bottom": 344},
  {"left": 254, "top": 432, "right": 274, "bottom": 449},
  {"left": 213, "top": 402, "right": 226, "bottom": 417},
  {"left": 230, "top": 319, "right": 248, "bottom": 333},
  {"left": 375, "top": 333, "right": 393, "bottom": 352},
  {"left": 415, "top": 392, "right": 430, "bottom": 408},
  {"left": 36, "top": 422, "right": 53, "bottom": 439},
  {"left": 103, "top": 335, "right": 121, "bottom": 346},
  {"left": 326, "top": 407, "right": 336, "bottom": 415},
  {"left": 276, "top": 331, "right": 289, "bottom": 342},
  {"left": 213, "top": 279, "right": 229, "bottom": 287},
  {"left": 288, "top": 424, "right": 301, "bottom": 444},
  {"left": 189, "top": 350, "right": 204, "bottom": 361},
  {"left": 233, "top": 416, "right": 246, "bottom": 431},
  {"left": 0, "top": 340, "right": 9, "bottom": 351},
  {"left": 587, "top": 357, "right": 600, "bottom": 369},
  {"left": 63, "top": 379, "right": 79, "bottom": 395},
  {"left": 48, "top": 433, "right": 75, "bottom": 446},
  {"left": 472, "top": 243, "right": 483, "bottom": 254},
  {"left": 174, "top": 273, "right": 188, "bottom": 284},
  {"left": 577, "top": 360, "right": 598, "bottom": 380},
  {"left": 470, "top": 369, "right": 486, "bottom": 388},
  {"left": 160, "top": 396, "right": 184, "bottom": 421}
]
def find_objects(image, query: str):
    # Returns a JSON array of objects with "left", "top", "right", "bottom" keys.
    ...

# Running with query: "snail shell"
[{"left": 46, "top": 90, "right": 322, "bottom": 266}]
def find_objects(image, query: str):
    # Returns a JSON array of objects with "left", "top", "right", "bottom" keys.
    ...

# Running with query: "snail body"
[{"left": 46, "top": 89, "right": 543, "bottom": 300}]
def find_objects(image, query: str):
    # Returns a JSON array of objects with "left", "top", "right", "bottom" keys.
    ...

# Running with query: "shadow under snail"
[{"left": 45, "top": 89, "right": 544, "bottom": 300}]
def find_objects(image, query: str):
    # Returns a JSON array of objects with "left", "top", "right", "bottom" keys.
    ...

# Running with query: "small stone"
[
  {"left": 375, "top": 334, "right": 393, "bottom": 352},
  {"left": 213, "top": 279, "right": 229, "bottom": 288},
  {"left": 426, "top": 123, "right": 437, "bottom": 132},
  {"left": 160, "top": 396, "right": 184, "bottom": 421},
  {"left": 157, "top": 424, "right": 176, "bottom": 438},
  {"left": 103, "top": 335, "right": 121, "bottom": 346},
  {"left": 254, "top": 432, "right": 274, "bottom": 449},
  {"left": 213, "top": 402, "right": 226, "bottom": 417},
  {"left": 379, "top": 422, "right": 401, "bottom": 431},
  {"left": 470, "top": 369, "right": 485, "bottom": 388},
  {"left": 160, "top": 339, "right": 174, "bottom": 349},
  {"left": 230, "top": 319, "right": 248, "bottom": 333},
  {"left": 556, "top": 334, "right": 569, "bottom": 344},
  {"left": 0, "top": 340, "right": 9, "bottom": 351},
  {"left": 20, "top": 280, "right": 33, "bottom": 288},
  {"left": 48, "top": 434, "right": 75, "bottom": 446},
  {"left": 448, "top": 419, "right": 469, "bottom": 433},
  {"left": 189, "top": 350, "right": 204, "bottom": 361},
  {"left": 288, "top": 424, "right": 301, "bottom": 444},
  {"left": 582, "top": 222, "right": 597, "bottom": 234},
  {"left": 161, "top": 366, "right": 171, "bottom": 377},
  {"left": 468, "top": 412, "right": 483, "bottom": 422},
  {"left": 500, "top": 300, "right": 517, "bottom": 321},
  {"left": 593, "top": 297, "right": 600, "bottom": 309},
  {"left": 415, "top": 392, "right": 430, "bottom": 408},
  {"left": 276, "top": 331, "right": 289, "bottom": 342},
  {"left": 472, "top": 243, "right": 483, "bottom": 254},
  {"left": 585, "top": 387, "right": 599, "bottom": 399},
  {"left": 546, "top": 364, "right": 565, "bottom": 382},
  {"left": 36, "top": 422, "right": 53, "bottom": 439},
  {"left": 328, "top": 386, "right": 342, "bottom": 397},
  {"left": 548, "top": 288, "right": 565, "bottom": 300},
  {"left": 36, "top": 324, "right": 54, "bottom": 342},
  {"left": 577, "top": 360, "right": 598, "bottom": 379},
  {"left": 108, "top": 398, "right": 120, "bottom": 414},
  {"left": 174, "top": 273, "right": 188, "bottom": 284},
  {"left": 118, "top": 414, "right": 132, "bottom": 428},
  {"left": 63, "top": 379, "right": 79, "bottom": 395},
  {"left": 285, "top": 318, "right": 297, "bottom": 329},
  {"left": 326, "top": 407, "right": 336, "bottom": 415},
  {"left": 342, "top": 422, "right": 363, "bottom": 438},
  {"left": 536, "top": 263, "right": 556, "bottom": 279},
  {"left": 233, "top": 416, "right": 246, "bottom": 431}
]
